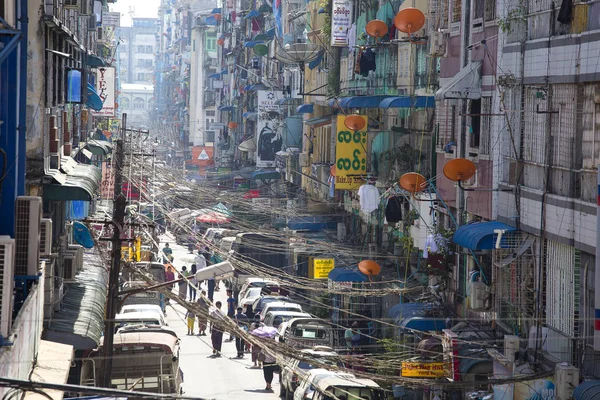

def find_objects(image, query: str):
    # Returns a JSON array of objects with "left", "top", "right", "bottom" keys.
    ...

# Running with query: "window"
[
  {"left": 206, "top": 34, "right": 217, "bottom": 51},
  {"left": 452, "top": 0, "right": 462, "bottom": 22},
  {"left": 137, "top": 73, "right": 147, "bottom": 81},
  {"left": 120, "top": 97, "right": 130, "bottom": 110},
  {"left": 146, "top": 45, "right": 153, "bottom": 53},
  {"left": 474, "top": 0, "right": 497, "bottom": 21},
  {"left": 137, "top": 45, "right": 145, "bottom": 53},
  {"left": 133, "top": 97, "right": 145, "bottom": 109},
  {"left": 206, "top": 110, "right": 216, "bottom": 116},
  {"left": 137, "top": 59, "right": 153, "bottom": 68},
  {"left": 469, "top": 99, "right": 481, "bottom": 149}
]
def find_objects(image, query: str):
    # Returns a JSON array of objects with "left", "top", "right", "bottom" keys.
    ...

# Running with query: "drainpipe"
[
  {"left": 595, "top": 169, "right": 600, "bottom": 350},
  {"left": 17, "top": 0, "right": 28, "bottom": 196}
]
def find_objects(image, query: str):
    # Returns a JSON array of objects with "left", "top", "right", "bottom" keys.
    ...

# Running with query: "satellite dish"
[
  {"left": 358, "top": 260, "right": 381, "bottom": 277},
  {"left": 366, "top": 19, "right": 389, "bottom": 38},
  {"left": 344, "top": 115, "right": 366, "bottom": 131},
  {"left": 275, "top": 43, "right": 323, "bottom": 64},
  {"left": 394, "top": 7, "right": 426, "bottom": 34},
  {"left": 73, "top": 221, "right": 95, "bottom": 249},
  {"left": 399, "top": 172, "right": 427, "bottom": 194},
  {"left": 254, "top": 43, "right": 269, "bottom": 56},
  {"left": 330, "top": 165, "right": 336, "bottom": 177},
  {"left": 443, "top": 158, "right": 476, "bottom": 182}
]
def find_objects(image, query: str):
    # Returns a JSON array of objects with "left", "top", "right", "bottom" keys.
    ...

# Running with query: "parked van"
[
  {"left": 260, "top": 302, "right": 303, "bottom": 321},
  {"left": 277, "top": 318, "right": 334, "bottom": 349},
  {"left": 310, "top": 375, "right": 386, "bottom": 400},
  {"left": 264, "top": 311, "right": 312, "bottom": 328},
  {"left": 294, "top": 369, "right": 355, "bottom": 400}
]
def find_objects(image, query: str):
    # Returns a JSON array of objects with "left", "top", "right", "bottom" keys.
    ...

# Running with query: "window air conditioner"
[
  {"left": 40, "top": 218, "right": 53, "bottom": 257},
  {"left": 469, "top": 280, "right": 488, "bottom": 310},
  {"left": 68, "top": 245, "right": 84, "bottom": 270},
  {"left": 14, "top": 196, "right": 42, "bottom": 276},
  {"left": 299, "top": 153, "right": 310, "bottom": 167},
  {"left": 62, "top": 255, "right": 78, "bottom": 281},
  {"left": 0, "top": 236, "right": 15, "bottom": 338}
]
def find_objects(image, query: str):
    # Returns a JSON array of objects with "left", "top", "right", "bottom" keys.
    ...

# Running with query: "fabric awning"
[
  {"left": 308, "top": 51, "right": 324, "bottom": 69},
  {"left": 86, "top": 54, "right": 106, "bottom": 68},
  {"left": 276, "top": 97, "right": 301, "bottom": 105},
  {"left": 221, "top": 68, "right": 228, "bottom": 75},
  {"left": 83, "top": 139, "right": 113, "bottom": 156},
  {"left": 328, "top": 267, "right": 367, "bottom": 282},
  {"left": 43, "top": 160, "right": 101, "bottom": 202},
  {"left": 388, "top": 302, "right": 446, "bottom": 331},
  {"left": 211, "top": 7, "right": 222, "bottom": 13},
  {"left": 219, "top": 105, "right": 235, "bottom": 111},
  {"left": 338, "top": 95, "right": 393, "bottom": 109},
  {"left": 245, "top": 10, "right": 261, "bottom": 19},
  {"left": 254, "top": 33, "right": 270, "bottom": 41},
  {"left": 296, "top": 103, "right": 314, "bottom": 114},
  {"left": 379, "top": 96, "right": 435, "bottom": 109},
  {"left": 304, "top": 116, "right": 332, "bottom": 127},
  {"left": 435, "top": 61, "right": 482, "bottom": 101},
  {"left": 243, "top": 111, "right": 257, "bottom": 120},
  {"left": 244, "top": 40, "right": 263, "bottom": 47},
  {"left": 247, "top": 83, "right": 267, "bottom": 91},
  {"left": 207, "top": 73, "right": 221, "bottom": 79},
  {"left": 453, "top": 221, "right": 516, "bottom": 250},
  {"left": 86, "top": 82, "right": 103, "bottom": 111}
]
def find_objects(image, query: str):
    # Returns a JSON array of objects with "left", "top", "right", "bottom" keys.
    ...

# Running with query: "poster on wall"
[
  {"left": 330, "top": 0, "right": 353, "bottom": 47},
  {"left": 256, "top": 90, "right": 284, "bottom": 167},
  {"left": 92, "top": 67, "right": 116, "bottom": 117},
  {"left": 334, "top": 115, "right": 367, "bottom": 190}
]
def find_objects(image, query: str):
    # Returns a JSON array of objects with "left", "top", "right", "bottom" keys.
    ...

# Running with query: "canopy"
[
  {"left": 338, "top": 95, "right": 393, "bottom": 109},
  {"left": 453, "top": 221, "right": 516, "bottom": 250},
  {"left": 247, "top": 83, "right": 268, "bottom": 91},
  {"left": 221, "top": 68, "right": 228, "bottom": 75},
  {"left": 436, "top": 61, "right": 482, "bottom": 101},
  {"left": 244, "top": 40, "right": 263, "bottom": 47},
  {"left": 87, "top": 54, "right": 106, "bottom": 68},
  {"left": 86, "top": 83, "right": 103, "bottom": 111},
  {"left": 219, "top": 105, "right": 234, "bottom": 111},
  {"left": 195, "top": 203, "right": 231, "bottom": 224},
  {"left": 304, "top": 116, "right": 332, "bottom": 127},
  {"left": 207, "top": 73, "right": 221, "bottom": 79},
  {"left": 295, "top": 103, "right": 314, "bottom": 114},
  {"left": 328, "top": 267, "right": 367, "bottom": 282},
  {"left": 242, "top": 111, "right": 257, "bottom": 120},
  {"left": 388, "top": 302, "right": 446, "bottom": 331},
  {"left": 379, "top": 96, "right": 435, "bottom": 109},
  {"left": 82, "top": 139, "right": 113, "bottom": 156},
  {"left": 252, "top": 169, "right": 280, "bottom": 180},
  {"left": 308, "top": 51, "right": 324, "bottom": 69},
  {"left": 245, "top": 10, "right": 261, "bottom": 19}
]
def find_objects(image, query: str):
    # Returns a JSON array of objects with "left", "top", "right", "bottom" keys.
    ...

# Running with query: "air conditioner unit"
[
  {"left": 68, "top": 245, "right": 84, "bottom": 270},
  {"left": 40, "top": 218, "right": 53, "bottom": 257},
  {"left": 43, "top": 260, "right": 54, "bottom": 316},
  {"left": 504, "top": 335, "right": 520, "bottom": 362},
  {"left": 0, "top": 236, "right": 15, "bottom": 339},
  {"left": 555, "top": 363, "right": 579, "bottom": 400},
  {"left": 63, "top": 0, "right": 79, "bottom": 9},
  {"left": 62, "top": 255, "right": 77, "bottom": 281},
  {"left": 470, "top": 280, "right": 488, "bottom": 310},
  {"left": 429, "top": 32, "right": 447, "bottom": 57},
  {"left": 14, "top": 196, "right": 42, "bottom": 276},
  {"left": 299, "top": 153, "right": 310, "bottom": 167}
]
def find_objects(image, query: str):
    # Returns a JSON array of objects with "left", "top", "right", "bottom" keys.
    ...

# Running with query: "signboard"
[
  {"left": 256, "top": 90, "right": 284, "bottom": 167},
  {"left": 102, "top": 11, "right": 121, "bottom": 27},
  {"left": 328, "top": 280, "right": 352, "bottom": 291},
  {"left": 252, "top": 197, "right": 271, "bottom": 210},
  {"left": 330, "top": 0, "right": 354, "bottom": 47},
  {"left": 335, "top": 115, "right": 367, "bottom": 190},
  {"left": 310, "top": 258, "right": 335, "bottom": 279},
  {"left": 401, "top": 362, "right": 447, "bottom": 378},
  {"left": 100, "top": 161, "right": 115, "bottom": 200},
  {"left": 92, "top": 67, "right": 116, "bottom": 117}
]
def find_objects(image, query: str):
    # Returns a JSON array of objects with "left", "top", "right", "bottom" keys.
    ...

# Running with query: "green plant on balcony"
[{"left": 498, "top": 5, "right": 526, "bottom": 34}]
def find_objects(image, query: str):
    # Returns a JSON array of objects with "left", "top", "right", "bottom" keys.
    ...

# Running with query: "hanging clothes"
[
  {"left": 557, "top": 0, "right": 573, "bottom": 24},
  {"left": 359, "top": 48, "right": 376, "bottom": 77},
  {"left": 354, "top": 48, "right": 363, "bottom": 75},
  {"left": 328, "top": 175, "right": 335, "bottom": 198},
  {"left": 385, "top": 196, "right": 403, "bottom": 223},
  {"left": 347, "top": 24, "right": 357, "bottom": 54},
  {"left": 423, "top": 234, "right": 439, "bottom": 258},
  {"left": 358, "top": 184, "right": 380, "bottom": 213}
]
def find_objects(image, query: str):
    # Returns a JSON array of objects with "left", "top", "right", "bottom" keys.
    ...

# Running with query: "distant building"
[
  {"left": 118, "top": 18, "right": 157, "bottom": 85},
  {"left": 120, "top": 83, "right": 155, "bottom": 127}
]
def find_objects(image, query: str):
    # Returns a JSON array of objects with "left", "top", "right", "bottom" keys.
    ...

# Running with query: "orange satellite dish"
[
  {"left": 213, "top": 13, "right": 222, "bottom": 21},
  {"left": 330, "top": 165, "right": 336, "bottom": 177},
  {"left": 443, "top": 158, "right": 477, "bottom": 182},
  {"left": 394, "top": 8, "right": 426, "bottom": 34},
  {"left": 399, "top": 172, "right": 427, "bottom": 193},
  {"left": 228, "top": 121, "right": 239, "bottom": 129},
  {"left": 358, "top": 260, "right": 381, "bottom": 277},
  {"left": 366, "top": 19, "right": 389, "bottom": 38},
  {"left": 344, "top": 115, "right": 366, "bottom": 131},
  {"left": 217, "top": 38, "right": 225, "bottom": 46}
]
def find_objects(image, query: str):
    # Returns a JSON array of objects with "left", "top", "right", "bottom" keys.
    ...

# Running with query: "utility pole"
[{"left": 102, "top": 114, "right": 127, "bottom": 388}]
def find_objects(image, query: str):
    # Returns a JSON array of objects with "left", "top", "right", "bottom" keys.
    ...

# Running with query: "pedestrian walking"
[
  {"left": 210, "top": 301, "right": 225, "bottom": 357},
  {"left": 162, "top": 243, "right": 173, "bottom": 263},
  {"left": 186, "top": 309, "right": 196, "bottom": 335},
  {"left": 234, "top": 307, "right": 248, "bottom": 358},
  {"left": 189, "top": 264, "right": 198, "bottom": 301},
  {"left": 226, "top": 290, "right": 236, "bottom": 341},
  {"left": 197, "top": 290, "right": 209, "bottom": 335},
  {"left": 250, "top": 323, "right": 262, "bottom": 368},
  {"left": 260, "top": 345, "right": 277, "bottom": 391},
  {"left": 178, "top": 266, "right": 188, "bottom": 300}
]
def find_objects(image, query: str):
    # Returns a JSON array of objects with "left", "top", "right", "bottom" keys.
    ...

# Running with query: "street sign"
[
  {"left": 102, "top": 11, "right": 121, "bottom": 27},
  {"left": 198, "top": 149, "right": 209, "bottom": 160},
  {"left": 401, "top": 362, "right": 447, "bottom": 378}
]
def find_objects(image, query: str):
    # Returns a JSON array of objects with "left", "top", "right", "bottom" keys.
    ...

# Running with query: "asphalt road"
[{"left": 160, "top": 233, "right": 282, "bottom": 400}]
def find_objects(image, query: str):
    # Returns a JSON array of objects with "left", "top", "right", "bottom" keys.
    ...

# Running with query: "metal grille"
[
  {"left": 480, "top": 97, "right": 492, "bottom": 155},
  {"left": 15, "top": 199, "right": 31, "bottom": 276},
  {"left": 545, "top": 240, "right": 578, "bottom": 337}
]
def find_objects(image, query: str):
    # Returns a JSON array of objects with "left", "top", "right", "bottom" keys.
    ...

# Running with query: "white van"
[
  {"left": 294, "top": 369, "right": 355, "bottom": 400},
  {"left": 264, "top": 311, "right": 311, "bottom": 329},
  {"left": 260, "top": 301, "right": 303, "bottom": 321},
  {"left": 310, "top": 375, "right": 386, "bottom": 400}
]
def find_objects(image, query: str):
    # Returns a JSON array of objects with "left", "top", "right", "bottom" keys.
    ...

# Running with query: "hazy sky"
[{"left": 109, "top": 0, "right": 161, "bottom": 27}]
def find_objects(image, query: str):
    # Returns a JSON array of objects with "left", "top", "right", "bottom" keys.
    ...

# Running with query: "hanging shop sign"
[
  {"left": 401, "top": 362, "right": 447, "bottom": 378},
  {"left": 92, "top": 67, "right": 116, "bottom": 117},
  {"left": 102, "top": 11, "right": 121, "bottom": 27},
  {"left": 256, "top": 90, "right": 284, "bottom": 167},
  {"left": 334, "top": 115, "right": 367, "bottom": 190},
  {"left": 310, "top": 258, "right": 335, "bottom": 279},
  {"left": 330, "top": 0, "right": 354, "bottom": 47}
]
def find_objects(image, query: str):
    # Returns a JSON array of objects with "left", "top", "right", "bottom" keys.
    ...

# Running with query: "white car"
[
  {"left": 238, "top": 278, "right": 278, "bottom": 300},
  {"left": 259, "top": 301, "right": 303, "bottom": 321},
  {"left": 239, "top": 287, "right": 263, "bottom": 310},
  {"left": 264, "top": 311, "right": 312, "bottom": 329},
  {"left": 310, "top": 375, "right": 386, "bottom": 400},
  {"left": 115, "top": 311, "right": 167, "bottom": 330},
  {"left": 119, "top": 304, "right": 164, "bottom": 316},
  {"left": 294, "top": 369, "right": 356, "bottom": 400}
]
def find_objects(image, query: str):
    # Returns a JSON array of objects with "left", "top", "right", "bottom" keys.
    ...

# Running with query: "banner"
[
  {"left": 310, "top": 258, "right": 335, "bottom": 279},
  {"left": 331, "top": 0, "right": 353, "bottom": 47},
  {"left": 334, "top": 115, "right": 367, "bottom": 190},
  {"left": 100, "top": 161, "right": 114, "bottom": 200},
  {"left": 92, "top": 67, "right": 116, "bottom": 117},
  {"left": 401, "top": 362, "right": 447, "bottom": 378},
  {"left": 256, "top": 90, "right": 284, "bottom": 167}
]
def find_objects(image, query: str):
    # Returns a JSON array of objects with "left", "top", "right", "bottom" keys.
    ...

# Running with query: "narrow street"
[{"left": 161, "top": 233, "right": 282, "bottom": 399}]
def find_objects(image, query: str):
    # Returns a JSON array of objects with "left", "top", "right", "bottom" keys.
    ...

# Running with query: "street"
[{"left": 161, "top": 233, "right": 282, "bottom": 399}]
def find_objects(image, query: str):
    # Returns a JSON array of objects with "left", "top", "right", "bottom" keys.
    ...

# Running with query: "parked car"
[
  {"left": 120, "top": 304, "right": 164, "bottom": 316},
  {"left": 259, "top": 301, "right": 303, "bottom": 321},
  {"left": 278, "top": 346, "right": 343, "bottom": 399},
  {"left": 309, "top": 375, "right": 386, "bottom": 400},
  {"left": 294, "top": 369, "right": 356, "bottom": 400},
  {"left": 264, "top": 311, "right": 312, "bottom": 329},
  {"left": 203, "top": 228, "right": 238, "bottom": 246},
  {"left": 238, "top": 278, "right": 279, "bottom": 300},
  {"left": 115, "top": 311, "right": 167, "bottom": 331},
  {"left": 239, "top": 287, "right": 264, "bottom": 312},
  {"left": 252, "top": 295, "right": 291, "bottom": 314},
  {"left": 277, "top": 318, "right": 334, "bottom": 349}
]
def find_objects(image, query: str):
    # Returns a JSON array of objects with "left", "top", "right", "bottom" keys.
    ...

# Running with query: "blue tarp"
[
  {"left": 245, "top": 10, "right": 261, "bottom": 19},
  {"left": 244, "top": 40, "right": 263, "bottom": 47},
  {"left": 453, "top": 221, "right": 516, "bottom": 250},
  {"left": 295, "top": 104, "right": 314, "bottom": 114},
  {"left": 388, "top": 302, "right": 446, "bottom": 331},
  {"left": 308, "top": 51, "right": 324, "bottom": 69},
  {"left": 338, "top": 95, "right": 394, "bottom": 109},
  {"left": 328, "top": 267, "right": 367, "bottom": 282},
  {"left": 379, "top": 96, "right": 436, "bottom": 109}
]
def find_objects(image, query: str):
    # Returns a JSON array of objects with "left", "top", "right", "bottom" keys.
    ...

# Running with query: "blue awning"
[
  {"left": 276, "top": 97, "right": 300, "bottom": 105},
  {"left": 207, "top": 73, "right": 221, "bottom": 79},
  {"left": 219, "top": 105, "right": 235, "bottom": 112},
  {"left": 221, "top": 68, "right": 228, "bottom": 75},
  {"left": 287, "top": 217, "right": 336, "bottom": 231},
  {"left": 211, "top": 8, "right": 222, "bottom": 14},
  {"left": 247, "top": 83, "right": 267, "bottom": 91},
  {"left": 328, "top": 267, "right": 367, "bottom": 282},
  {"left": 308, "top": 51, "right": 324, "bottom": 70},
  {"left": 87, "top": 54, "right": 106, "bottom": 68},
  {"left": 296, "top": 104, "right": 314, "bottom": 114},
  {"left": 338, "top": 95, "right": 394, "bottom": 109},
  {"left": 243, "top": 85, "right": 253, "bottom": 91},
  {"left": 243, "top": 111, "right": 257, "bottom": 120},
  {"left": 245, "top": 10, "right": 261, "bottom": 19},
  {"left": 204, "top": 16, "right": 218, "bottom": 25},
  {"left": 388, "top": 302, "right": 446, "bottom": 331},
  {"left": 265, "top": 28, "right": 276, "bottom": 38},
  {"left": 379, "top": 96, "right": 435, "bottom": 109},
  {"left": 244, "top": 41, "right": 263, "bottom": 47},
  {"left": 86, "top": 83, "right": 103, "bottom": 111},
  {"left": 453, "top": 221, "right": 517, "bottom": 250},
  {"left": 304, "top": 116, "right": 332, "bottom": 126}
]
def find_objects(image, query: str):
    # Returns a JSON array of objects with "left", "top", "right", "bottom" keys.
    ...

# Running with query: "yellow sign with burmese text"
[
  {"left": 401, "top": 362, "right": 447, "bottom": 378},
  {"left": 310, "top": 258, "right": 335, "bottom": 279},
  {"left": 335, "top": 115, "right": 367, "bottom": 190}
]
